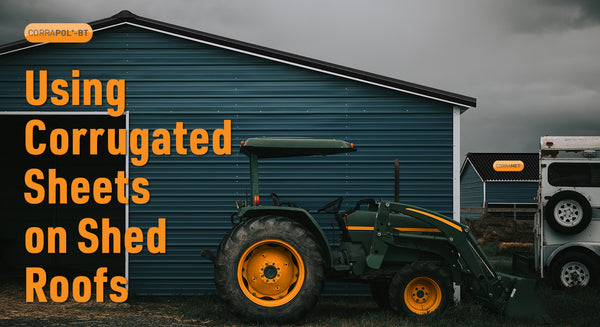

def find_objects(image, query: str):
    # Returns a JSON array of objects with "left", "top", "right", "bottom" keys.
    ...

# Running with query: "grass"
[
  {"left": 165, "top": 285, "right": 599, "bottom": 327},
  {"left": 163, "top": 244, "right": 598, "bottom": 327},
  {"left": 2, "top": 243, "right": 597, "bottom": 326}
]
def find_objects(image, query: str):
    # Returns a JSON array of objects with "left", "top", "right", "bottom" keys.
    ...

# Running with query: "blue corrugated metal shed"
[
  {"left": 1, "top": 11, "right": 475, "bottom": 295},
  {"left": 460, "top": 153, "right": 538, "bottom": 220}
]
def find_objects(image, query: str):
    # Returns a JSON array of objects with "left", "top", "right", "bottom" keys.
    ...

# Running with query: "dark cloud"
[
  {"left": 499, "top": 0, "right": 600, "bottom": 33},
  {"left": 0, "top": 0, "right": 598, "bottom": 160},
  {"left": 0, "top": 2, "right": 71, "bottom": 43},
  {"left": 545, "top": 0, "right": 600, "bottom": 27}
]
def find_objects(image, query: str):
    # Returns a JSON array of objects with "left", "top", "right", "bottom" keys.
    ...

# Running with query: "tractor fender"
[{"left": 238, "top": 206, "right": 333, "bottom": 268}]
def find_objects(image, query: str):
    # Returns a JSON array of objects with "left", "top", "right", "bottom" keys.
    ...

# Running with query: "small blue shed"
[
  {"left": 0, "top": 11, "right": 476, "bottom": 295},
  {"left": 460, "top": 153, "right": 538, "bottom": 220}
]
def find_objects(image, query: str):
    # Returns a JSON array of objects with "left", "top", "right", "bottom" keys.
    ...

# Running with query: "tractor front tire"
[
  {"left": 389, "top": 262, "right": 452, "bottom": 317},
  {"left": 215, "top": 215, "right": 324, "bottom": 323}
]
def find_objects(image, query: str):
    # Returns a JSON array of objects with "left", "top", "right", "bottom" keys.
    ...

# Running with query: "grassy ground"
[
  {"left": 1, "top": 245, "right": 598, "bottom": 326},
  {"left": 171, "top": 288, "right": 599, "bottom": 327}
]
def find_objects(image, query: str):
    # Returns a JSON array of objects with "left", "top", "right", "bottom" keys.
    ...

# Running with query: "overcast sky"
[{"left": 1, "top": 0, "right": 599, "bottom": 159}]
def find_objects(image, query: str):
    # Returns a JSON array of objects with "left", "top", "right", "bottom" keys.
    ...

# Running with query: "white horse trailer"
[{"left": 536, "top": 136, "right": 600, "bottom": 288}]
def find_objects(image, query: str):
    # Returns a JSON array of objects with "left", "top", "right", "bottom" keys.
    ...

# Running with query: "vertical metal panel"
[
  {"left": 460, "top": 163, "right": 484, "bottom": 219},
  {"left": 486, "top": 182, "right": 538, "bottom": 204},
  {"left": 1, "top": 25, "right": 455, "bottom": 295}
]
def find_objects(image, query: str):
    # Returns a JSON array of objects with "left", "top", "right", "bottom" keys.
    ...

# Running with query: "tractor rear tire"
[
  {"left": 214, "top": 215, "right": 324, "bottom": 323},
  {"left": 370, "top": 280, "right": 391, "bottom": 309},
  {"left": 389, "top": 262, "right": 452, "bottom": 317}
]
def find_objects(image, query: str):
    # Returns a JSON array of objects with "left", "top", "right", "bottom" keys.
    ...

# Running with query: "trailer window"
[
  {"left": 591, "top": 164, "right": 600, "bottom": 186},
  {"left": 548, "top": 163, "right": 600, "bottom": 187}
]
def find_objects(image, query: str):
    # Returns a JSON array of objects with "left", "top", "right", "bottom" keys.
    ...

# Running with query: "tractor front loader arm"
[
  {"left": 366, "top": 202, "right": 496, "bottom": 295},
  {"left": 367, "top": 202, "right": 550, "bottom": 322}
]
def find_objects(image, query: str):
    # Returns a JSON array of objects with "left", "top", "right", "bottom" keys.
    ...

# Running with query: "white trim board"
[{"left": 452, "top": 106, "right": 461, "bottom": 303}]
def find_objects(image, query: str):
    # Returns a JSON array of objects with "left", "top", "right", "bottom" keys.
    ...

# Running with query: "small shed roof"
[
  {"left": 462, "top": 153, "right": 538, "bottom": 182},
  {"left": 0, "top": 10, "right": 476, "bottom": 108}
]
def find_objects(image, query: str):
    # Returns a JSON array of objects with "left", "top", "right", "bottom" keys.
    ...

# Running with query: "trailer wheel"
[
  {"left": 389, "top": 262, "right": 451, "bottom": 316},
  {"left": 551, "top": 252, "right": 598, "bottom": 288},
  {"left": 369, "top": 280, "right": 391, "bottom": 309},
  {"left": 545, "top": 191, "right": 592, "bottom": 235},
  {"left": 215, "top": 216, "right": 324, "bottom": 322}
]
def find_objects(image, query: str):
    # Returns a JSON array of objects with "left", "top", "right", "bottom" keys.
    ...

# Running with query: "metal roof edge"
[
  {"left": 464, "top": 152, "right": 539, "bottom": 182},
  {"left": 485, "top": 180, "right": 538, "bottom": 183},
  {"left": 0, "top": 10, "right": 476, "bottom": 108},
  {"left": 460, "top": 157, "right": 485, "bottom": 182},
  {"left": 459, "top": 156, "right": 468, "bottom": 175}
]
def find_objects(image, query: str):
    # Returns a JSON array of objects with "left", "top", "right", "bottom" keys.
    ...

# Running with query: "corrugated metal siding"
[
  {"left": 1, "top": 25, "right": 454, "bottom": 295},
  {"left": 486, "top": 182, "right": 538, "bottom": 204},
  {"left": 460, "top": 163, "right": 484, "bottom": 220},
  {"left": 486, "top": 182, "right": 538, "bottom": 203}
]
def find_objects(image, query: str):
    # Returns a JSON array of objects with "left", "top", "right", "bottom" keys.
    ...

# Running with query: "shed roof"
[
  {"left": 0, "top": 10, "right": 476, "bottom": 108},
  {"left": 462, "top": 153, "right": 538, "bottom": 182}
]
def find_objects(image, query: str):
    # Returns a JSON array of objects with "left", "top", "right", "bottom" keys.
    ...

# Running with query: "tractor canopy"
[
  {"left": 240, "top": 137, "right": 356, "bottom": 158},
  {"left": 239, "top": 137, "right": 356, "bottom": 207}
]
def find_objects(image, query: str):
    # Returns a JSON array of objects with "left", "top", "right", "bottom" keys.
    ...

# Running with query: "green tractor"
[{"left": 210, "top": 137, "right": 549, "bottom": 323}]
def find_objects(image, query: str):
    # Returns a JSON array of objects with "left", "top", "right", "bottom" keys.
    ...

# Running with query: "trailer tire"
[
  {"left": 545, "top": 191, "right": 592, "bottom": 235},
  {"left": 215, "top": 215, "right": 324, "bottom": 323},
  {"left": 369, "top": 280, "right": 391, "bottom": 309},
  {"left": 551, "top": 251, "right": 598, "bottom": 288},
  {"left": 389, "top": 262, "right": 452, "bottom": 316}
]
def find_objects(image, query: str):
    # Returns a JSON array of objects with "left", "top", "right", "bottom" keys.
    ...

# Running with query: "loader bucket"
[{"left": 499, "top": 273, "right": 552, "bottom": 323}]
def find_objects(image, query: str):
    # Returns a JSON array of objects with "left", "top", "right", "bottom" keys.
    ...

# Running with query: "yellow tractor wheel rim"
[
  {"left": 237, "top": 239, "right": 305, "bottom": 307},
  {"left": 403, "top": 276, "right": 442, "bottom": 315}
]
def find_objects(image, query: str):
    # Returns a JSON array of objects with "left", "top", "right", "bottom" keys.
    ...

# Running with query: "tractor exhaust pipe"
[{"left": 394, "top": 159, "right": 399, "bottom": 202}]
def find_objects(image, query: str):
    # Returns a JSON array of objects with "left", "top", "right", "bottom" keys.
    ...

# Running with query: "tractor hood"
[{"left": 240, "top": 137, "right": 356, "bottom": 158}]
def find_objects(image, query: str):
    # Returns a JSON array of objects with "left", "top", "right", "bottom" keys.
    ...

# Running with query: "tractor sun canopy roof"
[{"left": 240, "top": 137, "right": 356, "bottom": 158}]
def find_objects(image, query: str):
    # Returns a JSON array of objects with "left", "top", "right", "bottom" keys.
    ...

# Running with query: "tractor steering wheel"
[
  {"left": 317, "top": 196, "right": 346, "bottom": 214},
  {"left": 271, "top": 193, "right": 281, "bottom": 206}
]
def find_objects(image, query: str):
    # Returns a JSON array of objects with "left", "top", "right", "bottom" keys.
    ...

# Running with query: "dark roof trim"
[
  {"left": 0, "top": 10, "right": 476, "bottom": 108},
  {"left": 461, "top": 153, "right": 539, "bottom": 182}
]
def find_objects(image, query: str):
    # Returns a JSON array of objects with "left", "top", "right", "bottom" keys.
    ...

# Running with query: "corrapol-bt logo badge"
[
  {"left": 25, "top": 23, "right": 92, "bottom": 43},
  {"left": 493, "top": 160, "right": 524, "bottom": 172}
]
